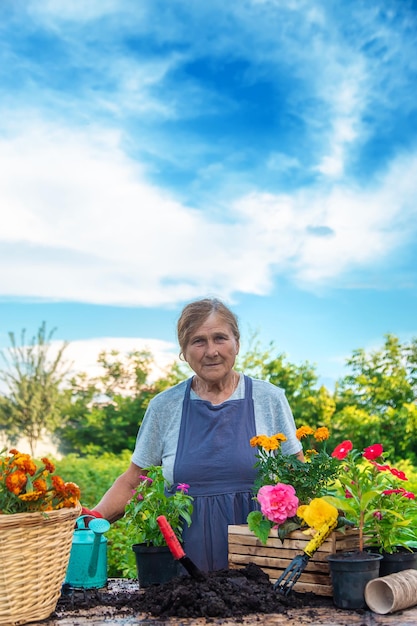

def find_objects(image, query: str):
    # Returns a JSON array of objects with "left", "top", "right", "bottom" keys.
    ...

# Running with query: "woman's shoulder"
[
  {"left": 249, "top": 376, "right": 286, "bottom": 397},
  {"left": 148, "top": 378, "right": 190, "bottom": 408}
]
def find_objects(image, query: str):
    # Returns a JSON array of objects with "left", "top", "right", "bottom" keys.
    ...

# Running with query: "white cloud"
[
  {"left": 59, "top": 336, "right": 180, "bottom": 382},
  {"left": 1, "top": 117, "right": 417, "bottom": 306}
]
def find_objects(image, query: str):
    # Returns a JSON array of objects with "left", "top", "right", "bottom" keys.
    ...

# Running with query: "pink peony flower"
[{"left": 257, "top": 483, "right": 299, "bottom": 526}]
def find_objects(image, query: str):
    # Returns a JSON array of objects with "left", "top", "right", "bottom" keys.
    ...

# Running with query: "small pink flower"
[
  {"left": 177, "top": 483, "right": 190, "bottom": 493},
  {"left": 345, "top": 488, "right": 353, "bottom": 498},
  {"left": 363, "top": 444, "right": 383, "bottom": 460},
  {"left": 139, "top": 475, "right": 153, "bottom": 484},
  {"left": 257, "top": 483, "right": 299, "bottom": 526},
  {"left": 373, "top": 511, "right": 383, "bottom": 520}
]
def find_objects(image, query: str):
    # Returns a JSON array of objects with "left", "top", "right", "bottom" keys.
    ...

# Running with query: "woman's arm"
[{"left": 93, "top": 462, "right": 145, "bottom": 523}]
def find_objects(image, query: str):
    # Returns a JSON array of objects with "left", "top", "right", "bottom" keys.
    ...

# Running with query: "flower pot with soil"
[
  {"left": 124, "top": 465, "right": 193, "bottom": 587},
  {"left": 327, "top": 550, "right": 383, "bottom": 609}
]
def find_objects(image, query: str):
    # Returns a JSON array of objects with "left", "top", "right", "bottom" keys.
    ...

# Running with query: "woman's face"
[{"left": 184, "top": 312, "right": 239, "bottom": 382}]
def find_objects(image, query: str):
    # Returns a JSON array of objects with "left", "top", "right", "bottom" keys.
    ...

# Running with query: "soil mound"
[{"left": 58, "top": 564, "right": 333, "bottom": 619}]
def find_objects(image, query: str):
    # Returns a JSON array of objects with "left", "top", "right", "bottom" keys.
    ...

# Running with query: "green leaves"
[
  {"left": 247, "top": 510, "right": 273, "bottom": 545},
  {"left": 124, "top": 465, "right": 194, "bottom": 547}
]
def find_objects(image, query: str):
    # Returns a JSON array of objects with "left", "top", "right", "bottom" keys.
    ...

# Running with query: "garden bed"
[{"left": 31, "top": 574, "right": 417, "bottom": 625}]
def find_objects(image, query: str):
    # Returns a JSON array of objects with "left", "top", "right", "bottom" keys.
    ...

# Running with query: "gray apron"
[{"left": 172, "top": 375, "right": 258, "bottom": 571}]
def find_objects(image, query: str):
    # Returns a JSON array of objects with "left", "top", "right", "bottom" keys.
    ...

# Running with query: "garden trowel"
[{"left": 156, "top": 515, "right": 206, "bottom": 582}]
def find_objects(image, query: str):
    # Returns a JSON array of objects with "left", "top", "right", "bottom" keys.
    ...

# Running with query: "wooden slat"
[{"left": 228, "top": 524, "right": 361, "bottom": 597}]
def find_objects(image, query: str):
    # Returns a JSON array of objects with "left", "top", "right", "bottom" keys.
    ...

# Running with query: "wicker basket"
[{"left": 0, "top": 504, "right": 82, "bottom": 625}]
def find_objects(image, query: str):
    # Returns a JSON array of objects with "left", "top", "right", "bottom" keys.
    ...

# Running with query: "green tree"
[
  {"left": 237, "top": 333, "right": 335, "bottom": 428},
  {"left": 332, "top": 334, "right": 417, "bottom": 462},
  {"left": 55, "top": 349, "right": 186, "bottom": 456},
  {"left": 0, "top": 323, "right": 69, "bottom": 455}
]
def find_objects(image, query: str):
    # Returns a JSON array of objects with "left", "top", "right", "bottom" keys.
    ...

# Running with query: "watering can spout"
[
  {"left": 65, "top": 515, "right": 111, "bottom": 589},
  {"left": 88, "top": 518, "right": 111, "bottom": 578}
]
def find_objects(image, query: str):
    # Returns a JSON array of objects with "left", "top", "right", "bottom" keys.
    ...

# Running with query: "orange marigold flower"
[
  {"left": 6, "top": 470, "right": 27, "bottom": 495},
  {"left": 272, "top": 433, "right": 288, "bottom": 442},
  {"left": 314, "top": 427, "right": 329, "bottom": 442},
  {"left": 254, "top": 435, "right": 271, "bottom": 450},
  {"left": 33, "top": 478, "right": 48, "bottom": 494},
  {"left": 296, "top": 426, "right": 314, "bottom": 440},
  {"left": 262, "top": 437, "right": 281, "bottom": 452},
  {"left": 41, "top": 457, "right": 55, "bottom": 473},
  {"left": 51, "top": 474, "right": 66, "bottom": 494},
  {"left": 250, "top": 436, "right": 261, "bottom": 447},
  {"left": 64, "top": 482, "right": 81, "bottom": 499}
]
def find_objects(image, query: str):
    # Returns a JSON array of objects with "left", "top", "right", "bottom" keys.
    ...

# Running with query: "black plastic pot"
[
  {"left": 327, "top": 551, "right": 383, "bottom": 609},
  {"left": 379, "top": 549, "right": 417, "bottom": 576},
  {"left": 132, "top": 543, "right": 181, "bottom": 588}
]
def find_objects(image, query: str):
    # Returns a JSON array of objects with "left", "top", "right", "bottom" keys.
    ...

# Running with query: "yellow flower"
[
  {"left": 296, "top": 426, "right": 314, "bottom": 440},
  {"left": 314, "top": 427, "right": 330, "bottom": 442},
  {"left": 297, "top": 498, "right": 338, "bottom": 530}
]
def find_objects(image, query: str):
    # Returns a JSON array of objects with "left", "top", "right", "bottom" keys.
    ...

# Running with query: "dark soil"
[{"left": 57, "top": 564, "right": 334, "bottom": 619}]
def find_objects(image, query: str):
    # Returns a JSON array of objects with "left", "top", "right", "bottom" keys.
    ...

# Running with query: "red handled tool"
[{"left": 156, "top": 515, "right": 206, "bottom": 582}]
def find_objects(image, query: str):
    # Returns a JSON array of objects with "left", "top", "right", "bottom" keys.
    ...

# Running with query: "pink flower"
[
  {"left": 373, "top": 511, "right": 383, "bottom": 520},
  {"left": 177, "top": 483, "right": 190, "bottom": 493},
  {"left": 331, "top": 440, "right": 353, "bottom": 460},
  {"left": 363, "top": 444, "right": 383, "bottom": 460},
  {"left": 345, "top": 488, "right": 353, "bottom": 498},
  {"left": 257, "top": 483, "right": 299, "bottom": 526}
]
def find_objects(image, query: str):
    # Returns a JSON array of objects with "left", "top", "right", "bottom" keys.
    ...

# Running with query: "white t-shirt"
[{"left": 131, "top": 373, "right": 302, "bottom": 484}]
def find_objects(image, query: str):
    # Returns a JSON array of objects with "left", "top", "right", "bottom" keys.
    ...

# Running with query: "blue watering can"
[{"left": 65, "top": 515, "right": 111, "bottom": 589}]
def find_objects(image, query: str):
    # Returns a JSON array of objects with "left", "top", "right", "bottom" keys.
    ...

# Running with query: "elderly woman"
[{"left": 89, "top": 298, "right": 303, "bottom": 571}]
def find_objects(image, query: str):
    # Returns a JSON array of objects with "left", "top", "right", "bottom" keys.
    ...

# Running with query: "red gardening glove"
[{"left": 80, "top": 506, "right": 104, "bottom": 526}]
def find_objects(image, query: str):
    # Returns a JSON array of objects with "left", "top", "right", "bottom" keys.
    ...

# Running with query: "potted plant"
[
  {"left": 0, "top": 447, "right": 81, "bottom": 625},
  {"left": 229, "top": 426, "right": 357, "bottom": 596},
  {"left": 247, "top": 426, "right": 343, "bottom": 543},
  {"left": 124, "top": 465, "right": 193, "bottom": 587},
  {"left": 327, "top": 441, "right": 417, "bottom": 578},
  {"left": 324, "top": 441, "right": 417, "bottom": 608}
]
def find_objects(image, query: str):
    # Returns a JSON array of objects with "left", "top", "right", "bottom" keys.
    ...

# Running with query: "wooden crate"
[{"left": 228, "top": 524, "right": 360, "bottom": 596}]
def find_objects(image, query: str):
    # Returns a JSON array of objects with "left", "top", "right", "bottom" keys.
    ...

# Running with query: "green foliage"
[
  {"left": 332, "top": 334, "right": 417, "bottom": 463},
  {"left": 124, "top": 465, "right": 193, "bottom": 547},
  {"left": 325, "top": 442, "right": 417, "bottom": 552},
  {"left": 55, "top": 350, "right": 187, "bottom": 456},
  {"left": 237, "top": 333, "right": 335, "bottom": 428},
  {"left": 54, "top": 450, "right": 131, "bottom": 508},
  {"left": 247, "top": 510, "right": 272, "bottom": 545},
  {"left": 106, "top": 516, "right": 137, "bottom": 578},
  {"left": 0, "top": 323, "right": 69, "bottom": 455}
]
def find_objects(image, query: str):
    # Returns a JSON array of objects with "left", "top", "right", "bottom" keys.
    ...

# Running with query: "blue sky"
[{"left": 1, "top": 0, "right": 417, "bottom": 390}]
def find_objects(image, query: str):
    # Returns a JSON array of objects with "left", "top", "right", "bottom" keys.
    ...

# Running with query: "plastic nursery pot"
[
  {"left": 327, "top": 551, "right": 383, "bottom": 609},
  {"left": 365, "top": 569, "right": 417, "bottom": 614},
  {"left": 379, "top": 549, "right": 417, "bottom": 577},
  {"left": 132, "top": 543, "right": 182, "bottom": 588}
]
